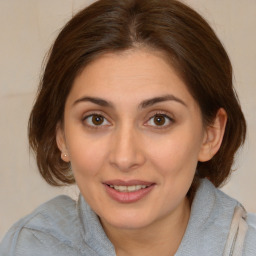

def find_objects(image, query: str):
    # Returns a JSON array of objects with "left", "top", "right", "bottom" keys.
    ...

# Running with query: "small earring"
[{"left": 62, "top": 152, "right": 68, "bottom": 158}]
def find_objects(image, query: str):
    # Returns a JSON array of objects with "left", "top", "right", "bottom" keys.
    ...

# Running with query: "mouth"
[
  {"left": 107, "top": 184, "right": 150, "bottom": 192},
  {"left": 103, "top": 180, "right": 155, "bottom": 203}
]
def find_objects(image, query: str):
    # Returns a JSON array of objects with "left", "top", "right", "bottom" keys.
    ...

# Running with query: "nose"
[{"left": 109, "top": 124, "right": 146, "bottom": 172}]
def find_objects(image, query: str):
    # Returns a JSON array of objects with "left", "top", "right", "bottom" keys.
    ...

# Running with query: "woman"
[{"left": 1, "top": 0, "right": 255, "bottom": 255}]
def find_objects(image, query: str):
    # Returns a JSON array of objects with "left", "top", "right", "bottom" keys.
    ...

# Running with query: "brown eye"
[
  {"left": 146, "top": 113, "right": 173, "bottom": 128},
  {"left": 153, "top": 115, "right": 166, "bottom": 126},
  {"left": 83, "top": 114, "right": 110, "bottom": 127},
  {"left": 91, "top": 115, "right": 104, "bottom": 125}
]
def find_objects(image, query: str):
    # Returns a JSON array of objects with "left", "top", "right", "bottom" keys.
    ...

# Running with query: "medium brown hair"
[{"left": 28, "top": 0, "right": 246, "bottom": 193}]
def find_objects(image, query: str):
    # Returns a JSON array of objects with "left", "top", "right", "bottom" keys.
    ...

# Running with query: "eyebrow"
[
  {"left": 139, "top": 95, "right": 187, "bottom": 109},
  {"left": 72, "top": 94, "right": 187, "bottom": 108},
  {"left": 73, "top": 97, "right": 114, "bottom": 108}
]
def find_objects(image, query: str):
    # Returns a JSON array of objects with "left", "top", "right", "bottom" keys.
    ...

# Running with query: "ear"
[
  {"left": 56, "top": 122, "right": 70, "bottom": 162},
  {"left": 198, "top": 108, "right": 227, "bottom": 162}
]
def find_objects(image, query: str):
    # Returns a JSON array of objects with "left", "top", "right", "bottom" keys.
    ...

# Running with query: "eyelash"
[
  {"left": 145, "top": 111, "right": 174, "bottom": 129},
  {"left": 82, "top": 111, "right": 174, "bottom": 129},
  {"left": 82, "top": 112, "right": 111, "bottom": 129}
]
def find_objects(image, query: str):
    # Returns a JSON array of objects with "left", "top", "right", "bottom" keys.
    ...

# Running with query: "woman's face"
[{"left": 57, "top": 49, "right": 209, "bottom": 230}]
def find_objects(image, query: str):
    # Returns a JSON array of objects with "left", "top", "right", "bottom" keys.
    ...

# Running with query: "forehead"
[{"left": 67, "top": 49, "right": 195, "bottom": 107}]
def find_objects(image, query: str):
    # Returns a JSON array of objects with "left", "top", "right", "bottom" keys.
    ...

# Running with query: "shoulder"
[
  {"left": 194, "top": 180, "right": 256, "bottom": 255},
  {"left": 215, "top": 187, "right": 256, "bottom": 255},
  {"left": 0, "top": 195, "right": 83, "bottom": 256},
  {"left": 243, "top": 213, "right": 256, "bottom": 255},
  {"left": 211, "top": 182, "right": 256, "bottom": 254}
]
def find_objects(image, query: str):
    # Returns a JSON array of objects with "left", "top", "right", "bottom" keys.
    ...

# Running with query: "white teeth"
[
  {"left": 127, "top": 185, "right": 135, "bottom": 192},
  {"left": 109, "top": 185, "right": 148, "bottom": 192},
  {"left": 114, "top": 185, "right": 126, "bottom": 192}
]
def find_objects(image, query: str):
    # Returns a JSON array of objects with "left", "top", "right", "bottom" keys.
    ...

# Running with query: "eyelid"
[
  {"left": 82, "top": 111, "right": 112, "bottom": 128},
  {"left": 144, "top": 111, "right": 175, "bottom": 128}
]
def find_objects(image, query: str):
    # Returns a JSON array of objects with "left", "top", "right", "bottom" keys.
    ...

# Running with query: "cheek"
[
  {"left": 66, "top": 132, "right": 109, "bottom": 177},
  {"left": 146, "top": 129, "right": 202, "bottom": 176}
]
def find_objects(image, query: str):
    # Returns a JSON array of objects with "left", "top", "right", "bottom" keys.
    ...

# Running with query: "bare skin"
[{"left": 57, "top": 48, "right": 227, "bottom": 256}]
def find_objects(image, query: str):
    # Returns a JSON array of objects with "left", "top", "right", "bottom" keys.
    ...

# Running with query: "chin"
[
  {"left": 99, "top": 206, "right": 163, "bottom": 231},
  {"left": 104, "top": 216, "right": 153, "bottom": 230}
]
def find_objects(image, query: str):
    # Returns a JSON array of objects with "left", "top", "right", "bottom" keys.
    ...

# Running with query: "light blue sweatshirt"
[{"left": 1, "top": 179, "right": 256, "bottom": 255}]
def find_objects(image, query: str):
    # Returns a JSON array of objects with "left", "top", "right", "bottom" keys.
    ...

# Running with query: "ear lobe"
[
  {"left": 56, "top": 123, "right": 70, "bottom": 162},
  {"left": 198, "top": 108, "right": 227, "bottom": 162}
]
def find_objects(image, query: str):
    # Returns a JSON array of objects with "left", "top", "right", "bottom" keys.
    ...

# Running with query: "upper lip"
[{"left": 103, "top": 179, "right": 155, "bottom": 186}]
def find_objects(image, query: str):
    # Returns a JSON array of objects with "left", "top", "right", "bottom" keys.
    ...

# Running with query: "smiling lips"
[{"left": 103, "top": 180, "right": 155, "bottom": 203}]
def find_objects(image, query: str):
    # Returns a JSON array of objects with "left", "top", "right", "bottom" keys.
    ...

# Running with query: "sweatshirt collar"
[
  {"left": 78, "top": 195, "right": 116, "bottom": 256},
  {"left": 78, "top": 179, "right": 238, "bottom": 256},
  {"left": 175, "top": 179, "right": 238, "bottom": 255}
]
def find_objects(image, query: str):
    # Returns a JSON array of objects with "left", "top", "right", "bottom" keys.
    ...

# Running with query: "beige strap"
[{"left": 223, "top": 205, "right": 248, "bottom": 256}]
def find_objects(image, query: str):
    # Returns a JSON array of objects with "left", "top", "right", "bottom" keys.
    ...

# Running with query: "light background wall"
[{"left": 0, "top": 0, "right": 255, "bottom": 240}]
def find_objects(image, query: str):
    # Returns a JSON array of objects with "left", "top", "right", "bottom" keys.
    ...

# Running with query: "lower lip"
[{"left": 103, "top": 184, "right": 155, "bottom": 203}]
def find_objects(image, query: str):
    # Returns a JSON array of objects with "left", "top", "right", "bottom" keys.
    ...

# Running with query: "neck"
[{"left": 101, "top": 198, "right": 190, "bottom": 256}]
